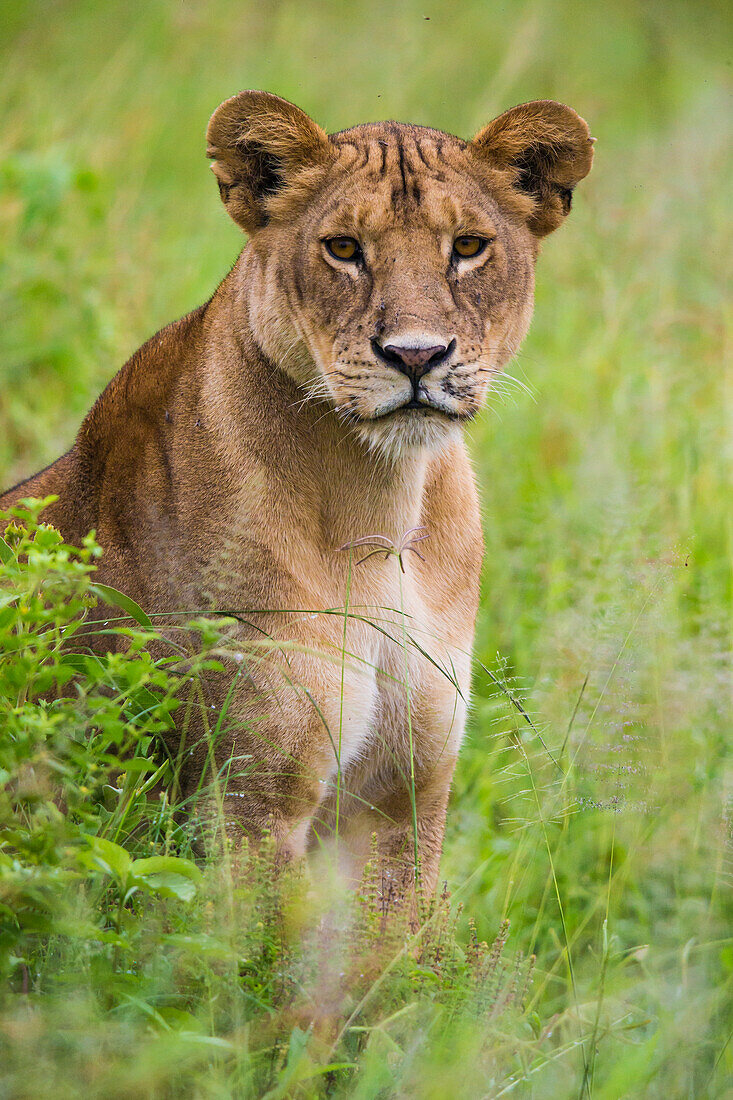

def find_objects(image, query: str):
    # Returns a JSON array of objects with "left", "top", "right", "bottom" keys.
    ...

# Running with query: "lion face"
[
  {"left": 260, "top": 126, "right": 538, "bottom": 454},
  {"left": 207, "top": 93, "right": 593, "bottom": 455}
]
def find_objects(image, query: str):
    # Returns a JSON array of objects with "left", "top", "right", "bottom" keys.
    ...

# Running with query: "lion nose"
[{"left": 371, "top": 338, "right": 454, "bottom": 381}]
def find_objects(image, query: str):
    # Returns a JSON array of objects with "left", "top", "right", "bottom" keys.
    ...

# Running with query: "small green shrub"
[{"left": 0, "top": 499, "right": 215, "bottom": 981}]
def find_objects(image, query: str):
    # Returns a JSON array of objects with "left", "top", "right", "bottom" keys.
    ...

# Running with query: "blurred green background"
[{"left": 1, "top": 0, "right": 731, "bottom": 1095}]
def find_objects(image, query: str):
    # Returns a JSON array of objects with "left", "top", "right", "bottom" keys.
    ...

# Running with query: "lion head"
[{"left": 207, "top": 91, "right": 593, "bottom": 456}]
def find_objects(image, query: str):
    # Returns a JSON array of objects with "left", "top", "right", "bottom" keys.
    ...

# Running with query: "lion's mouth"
[
  {"left": 341, "top": 387, "right": 476, "bottom": 425},
  {"left": 370, "top": 396, "right": 468, "bottom": 422}
]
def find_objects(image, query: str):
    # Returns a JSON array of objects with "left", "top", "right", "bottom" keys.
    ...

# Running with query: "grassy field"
[{"left": 1, "top": 0, "right": 731, "bottom": 1096}]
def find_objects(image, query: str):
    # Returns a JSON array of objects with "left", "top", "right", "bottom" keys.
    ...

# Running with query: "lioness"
[{"left": 0, "top": 92, "right": 592, "bottom": 895}]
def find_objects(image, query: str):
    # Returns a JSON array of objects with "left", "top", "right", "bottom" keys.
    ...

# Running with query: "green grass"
[{"left": 1, "top": 1, "right": 731, "bottom": 1096}]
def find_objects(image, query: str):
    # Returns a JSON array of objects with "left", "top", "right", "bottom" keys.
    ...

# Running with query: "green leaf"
[
  {"left": 0, "top": 535, "right": 12, "bottom": 565},
  {"left": 126, "top": 684, "right": 174, "bottom": 729},
  {"left": 82, "top": 836, "right": 132, "bottom": 882},
  {"left": 130, "top": 855, "right": 202, "bottom": 881},
  {"left": 92, "top": 583, "right": 153, "bottom": 629},
  {"left": 161, "top": 933, "right": 235, "bottom": 959},
  {"left": 117, "top": 758, "right": 157, "bottom": 777},
  {"left": 155, "top": 1006, "right": 205, "bottom": 1032},
  {"left": 133, "top": 873, "right": 198, "bottom": 901},
  {"left": 130, "top": 855, "right": 202, "bottom": 901},
  {"left": 58, "top": 653, "right": 97, "bottom": 677},
  {"left": 32, "top": 525, "right": 63, "bottom": 549}
]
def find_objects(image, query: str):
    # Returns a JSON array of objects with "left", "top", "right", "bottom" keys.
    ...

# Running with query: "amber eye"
[
  {"left": 452, "top": 235, "right": 490, "bottom": 259},
  {"left": 325, "top": 236, "right": 361, "bottom": 261}
]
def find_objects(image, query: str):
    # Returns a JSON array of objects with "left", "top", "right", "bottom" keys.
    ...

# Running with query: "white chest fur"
[{"left": 309, "top": 563, "right": 471, "bottom": 785}]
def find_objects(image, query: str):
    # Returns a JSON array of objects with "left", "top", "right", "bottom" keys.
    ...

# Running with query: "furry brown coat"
[{"left": 1, "top": 92, "right": 593, "bottom": 894}]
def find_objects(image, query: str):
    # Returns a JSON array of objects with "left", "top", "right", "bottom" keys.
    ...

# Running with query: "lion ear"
[
  {"left": 470, "top": 100, "right": 594, "bottom": 237},
  {"left": 206, "top": 90, "right": 333, "bottom": 233}
]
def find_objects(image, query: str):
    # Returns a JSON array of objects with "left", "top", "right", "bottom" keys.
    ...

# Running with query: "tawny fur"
[{"left": 1, "top": 92, "right": 592, "bottom": 896}]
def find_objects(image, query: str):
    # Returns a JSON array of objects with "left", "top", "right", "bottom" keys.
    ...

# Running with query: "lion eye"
[
  {"left": 325, "top": 236, "right": 361, "bottom": 262},
  {"left": 452, "top": 236, "right": 490, "bottom": 259}
]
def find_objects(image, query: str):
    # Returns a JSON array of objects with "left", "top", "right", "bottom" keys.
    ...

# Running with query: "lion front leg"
[
  {"left": 371, "top": 769, "right": 454, "bottom": 904},
  {"left": 179, "top": 701, "right": 335, "bottom": 865},
  {"left": 319, "top": 756, "right": 457, "bottom": 907}
]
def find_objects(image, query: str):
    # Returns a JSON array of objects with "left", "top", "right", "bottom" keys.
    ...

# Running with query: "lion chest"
[{"left": 306, "top": 564, "right": 472, "bottom": 784}]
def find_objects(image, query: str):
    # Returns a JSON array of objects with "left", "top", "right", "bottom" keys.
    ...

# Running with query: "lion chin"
[{"left": 353, "top": 407, "right": 464, "bottom": 458}]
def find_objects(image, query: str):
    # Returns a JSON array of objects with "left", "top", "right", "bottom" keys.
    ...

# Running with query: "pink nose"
[
  {"left": 384, "top": 344, "right": 448, "bottom": 369},
  {"left": 372, "top": 339, "right": 452, "bottom": 380}
]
